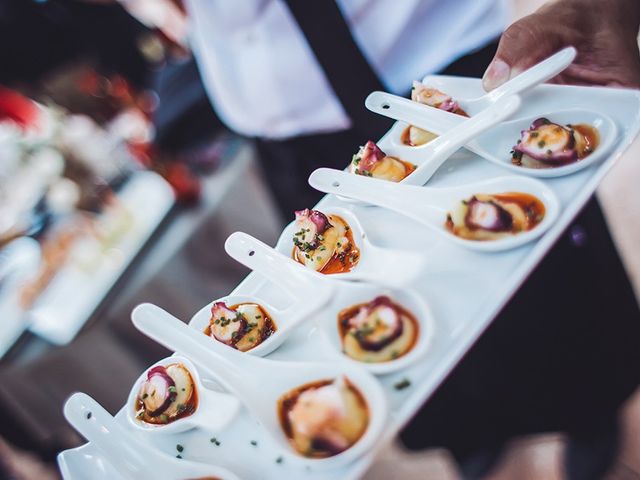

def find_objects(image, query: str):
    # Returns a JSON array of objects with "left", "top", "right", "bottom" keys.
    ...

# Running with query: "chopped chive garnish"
[{"left": 394, "top": 378, "right": 411, "bottom": 390}]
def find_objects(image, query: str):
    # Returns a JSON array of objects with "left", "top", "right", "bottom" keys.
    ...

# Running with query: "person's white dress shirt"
[{"left": 185, "top": 0, "right": 509, "bottom": 139}]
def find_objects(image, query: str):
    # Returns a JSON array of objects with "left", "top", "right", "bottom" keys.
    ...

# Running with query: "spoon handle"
[
  {"left": 225, "top": 231, "right": 330, "bottom": 301},
  {"left": 131, "top": 303, "right": 263, "bottom": 396},
  {"left": 403, "top": 95, "right": 521, "bottom": 186},
  {"left": 365, "top": 91, "right": 463, "bottom": 134},
  {"left": 64, "top": 393, "right": 150, "bottom": 477},
  {"left": 308, "top": 168, "right": 442, "bottom": 225},
  {"left": 487, "top": 47, "right": 576, "bottom": 101}
]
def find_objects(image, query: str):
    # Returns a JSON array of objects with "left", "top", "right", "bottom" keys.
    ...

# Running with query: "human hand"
[{"left": 483, "top": 0, "right": 640, "bottom": 90}]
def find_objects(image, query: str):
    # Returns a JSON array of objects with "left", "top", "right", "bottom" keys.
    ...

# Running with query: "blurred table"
[{"left": 0, "top": 170, "right": 174, "bottom": 358}]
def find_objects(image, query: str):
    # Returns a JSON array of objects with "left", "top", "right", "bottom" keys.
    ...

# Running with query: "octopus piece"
[
  {"left": 512, "top": 118, "right": 599, "bottom": 167},
  {"left": 446, "top": 193, "right": 546, "bottom": 241},
  {"left": 339, "top": 296, "right": 419, "bottom": 363},
  {"left": 346, "top": 296, "right": 404, "bottom": 351},
  {"left": 404, "top": 81, "right": 469, "bottom": 146},
  {"left": 206, "top": 301, "right": 276, "bottom": 352},
  {"left": 281, "top": 377, "right": 368, "bottom": 458},
  {"left": 349, "top": 140, "right": 415, "bottom": 182},
  {"left": 411, "top": 81, "right": 464, "bottom": 114},
  {"left": 135, "top": 363, "right": 196, "bottom": 424},
  {"left": 209, "top": 301, "right": 247, "bottom": 346},
  {"left": 292, "top": 210, "right": 359, "bottom": 273},
  {"left": 464, "top": 197, "right": 513, "bottom": 232}
]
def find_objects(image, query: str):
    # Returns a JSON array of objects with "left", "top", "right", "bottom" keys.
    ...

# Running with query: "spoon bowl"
[
  {"left": 132, "top": 303, "right": 388, "bottom": 469},
  {"left": 309, "top": 168, "right": 560, "bottom": 252},
  {"left": 367, "top": 91, "right": 616, "bottom": 177},
  {"left": 275, "top": 206, "right": 426, "bottom": 288},
  {"left": 126, "top": 355, "right": 240, "bottom": 435},
  {"left": 314, "top": 281, "right": 434, "bottom": 375},
  {"left": 468, "top": 109, "right": 618, "bottom": 177},
  {"left": 64, "top": 392, "right": 241, "bottom": 480},
  {"left": 189, "top": 231, "right": 333, "bottom": 357}
]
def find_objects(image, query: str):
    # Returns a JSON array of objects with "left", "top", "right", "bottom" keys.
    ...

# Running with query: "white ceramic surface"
[
  {"left": 63, "top": 392, "right": 240, "bottom": 480},
  {"left": 132, "top": 303, "right": 388, "bottom": 470},
  {"left": 61, "top": 79, "right": 640, "bottom": 480}
]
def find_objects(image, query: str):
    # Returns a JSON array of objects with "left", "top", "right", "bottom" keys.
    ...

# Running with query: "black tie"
[{"left": 283, "top": 0, "right": 393, "bottom": 140}]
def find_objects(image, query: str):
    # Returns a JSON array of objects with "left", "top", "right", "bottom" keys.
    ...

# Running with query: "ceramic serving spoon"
[
  {"left": 309, "top": 169, "right": 560, "bottom": 252},
  {"left": 274, "top": 206, "right": 426, "bottom": 288},
  {"left": 460, "top": 46, "right": 576, "bottom": 113},
  {"left": 190, "top": 232, "right": 332, "bottom": 357},
  {"left": 222, "top": 232, "right": 434, "bottom": 375},
  {"left": 125, "top": 355, "right": 240, "bottom": 435},
  {"left": 367, "top": 90, "right": 618, "bottom": 178},
  {"left": 132, "top": 303, "right": 388, "bottom": 469},
  {"left": 371, "top": 46, "right": 575, "bottom": 118},
  {"left": 64, "top": 392, "right": 241, "bottom": 480},
  {"left": 360, "top": 95, "right": 522, "bottom": 187}
]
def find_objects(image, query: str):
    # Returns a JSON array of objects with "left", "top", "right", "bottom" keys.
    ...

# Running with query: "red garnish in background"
[{"left": 0, "top": 85, "right": 40, "bottom": 130}]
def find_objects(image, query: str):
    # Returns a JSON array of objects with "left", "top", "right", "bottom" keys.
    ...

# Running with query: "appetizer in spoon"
[
  {"left": 190, "top": 232, "right": 331, "bottom": 357},
  {"left": 403, "top": 81, "right": 469, "bottom": 146},
  {"left": 511, "top": 117, "right": 599, "bottom": 168},
  {"left": 292, "top": 208, "right": 359, "bottom": 274},
  {"left": 281, "top": 207, "right": 425, "bottom": 287},
  {"left": 127, "top": 356, "right": 240, "bottom": 434},
  {"left": 133, "top": 303, "right": 388, "bottom": 468},
  {"left": 446, "top": 193, "right": 546, "bottom": 241},
  {"left": 135, "top": 362, "right": 197, "bottom": 425},
  {"left": 309, "top": 168, "right": 560, "bottom": 252},
  {"left": 350, "top": 140, "right": 416, "bottom": 182},
  {"left": 206, "top": 301, "right": 276, "bottom": 352},
  {"left": 338, "top": 295, "right": 419, "bottom": 364},
  {"left": 279, "top": 377, "right": 368, "bottom": 459}
]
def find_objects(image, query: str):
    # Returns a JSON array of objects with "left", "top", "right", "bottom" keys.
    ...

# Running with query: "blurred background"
[{"left": 0, "top": 0, "right": 639, "bottom": 479}]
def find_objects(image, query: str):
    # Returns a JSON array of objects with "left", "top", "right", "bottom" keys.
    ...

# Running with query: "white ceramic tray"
[{"left": 58, "top": 77, "right": 640, "bottom": 479}]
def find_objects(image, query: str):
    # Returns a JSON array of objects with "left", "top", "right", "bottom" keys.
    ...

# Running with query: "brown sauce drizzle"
[{"left": 572, "top": 124, "right": 600, "bottom": 158}]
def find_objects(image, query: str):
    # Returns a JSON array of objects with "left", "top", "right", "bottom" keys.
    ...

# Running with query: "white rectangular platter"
[{"left": 58, "top": 77, "right": 640, "bottom": 479}]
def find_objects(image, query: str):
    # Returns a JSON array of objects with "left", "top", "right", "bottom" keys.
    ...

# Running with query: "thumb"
[{"left": 482, "top": 15, "right": 564, "bottom": 91}]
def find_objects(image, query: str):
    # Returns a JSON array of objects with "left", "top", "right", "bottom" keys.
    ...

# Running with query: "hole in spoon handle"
[
  {"left": 225, "top": 232, "right": 318, "bottom": 298},
  {"left": 64, "top": 393, "right": 148, "bottom": 471}
]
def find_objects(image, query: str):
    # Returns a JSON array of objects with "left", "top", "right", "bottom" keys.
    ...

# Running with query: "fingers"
[{"left": 482, "top": 14, "right": 565, "bottom": 91}]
